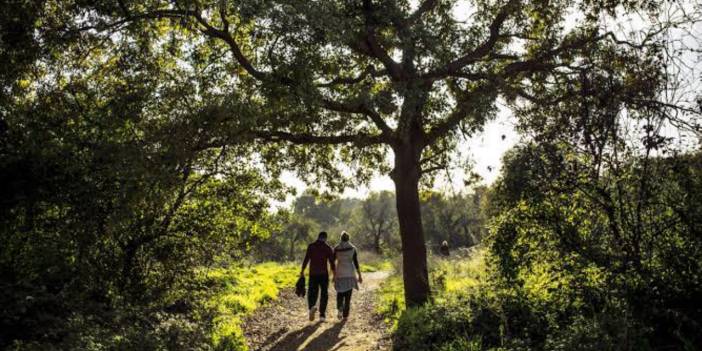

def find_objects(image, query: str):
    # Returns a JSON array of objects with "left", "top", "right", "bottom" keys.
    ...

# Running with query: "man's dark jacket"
[{"left": 301, "top": 240, "right": 335, "bottom": 276}]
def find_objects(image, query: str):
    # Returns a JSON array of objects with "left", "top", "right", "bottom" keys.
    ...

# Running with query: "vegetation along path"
[{"left": 243, "top": 271, "right": 392, "bottom": 351}]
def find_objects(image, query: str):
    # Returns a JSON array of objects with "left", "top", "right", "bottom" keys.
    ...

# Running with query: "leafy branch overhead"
[{"left": 59, "top": 0, "right": 688, "bottom": 165}]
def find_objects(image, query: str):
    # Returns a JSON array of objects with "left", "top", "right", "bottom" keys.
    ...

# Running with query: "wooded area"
[{"left": 1, "top": 0, "right": 701, "bottom": 350}]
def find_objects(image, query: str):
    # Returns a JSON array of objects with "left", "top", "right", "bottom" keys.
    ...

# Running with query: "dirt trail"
[{"left": 243, "top": 271, "right": 392, "bottom": 351}]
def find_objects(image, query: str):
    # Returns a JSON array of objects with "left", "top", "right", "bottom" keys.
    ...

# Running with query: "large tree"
[{"left": 45, "top": 0, "right": 682, "bottom": 305}]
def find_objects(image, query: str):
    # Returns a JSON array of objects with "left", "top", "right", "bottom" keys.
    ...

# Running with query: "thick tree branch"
[
  {"left": 189, "top": 12, "right": 278, "bottom": 83},
  {"left": 316, "top": 66, "right": 388, "bottom": 87},
  {"left": 425, "top": 83, "right": 498, "bottom": 143},
  {"left": 424, "top": 0, "right": 520, "bottom": 80},
  {"left": 75, "top": 6, "right": 396, "bottom": 143},
  {"left": 200, "top": 129, "right": 387, "bottom": 150},
  {"left": 421, "top": 164, "right": 447, "bottom": 175},
  {"left": 359, "top": 0, "right": 406, "bottom": 80},
  {"left": 320, "top": 98, "right": 394, "bottom": 136},
  {"left": 182, "top": 7, "right": 396, "bottom": 138}
]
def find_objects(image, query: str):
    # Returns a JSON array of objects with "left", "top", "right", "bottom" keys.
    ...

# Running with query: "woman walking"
[{"left": 333, "top": 231, "right": 363, "bottom": 320}]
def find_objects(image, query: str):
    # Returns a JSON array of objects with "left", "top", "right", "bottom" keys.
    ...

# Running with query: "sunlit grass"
[
  {"left": 357, "top": 250, "right": 394, "bottom": 273},
  {"left": 376, "top": 274, "right": 405, "bottom": 326},
  {"left": 360, "top": 260, "right": 394, "bottom": 273},
  {"left": 204, "top": 262, "right": 298, "bottom": 351},
  {"left": 436, "top": 250, "right": 487, "bottom": 296},
  {"left": 376, "top": 249, "right": 488, "bottom": 327}
]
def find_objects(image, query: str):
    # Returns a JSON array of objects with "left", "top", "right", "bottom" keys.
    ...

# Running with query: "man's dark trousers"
[{"left": 307, "top": 275, "right": 329, "bottom": 317}]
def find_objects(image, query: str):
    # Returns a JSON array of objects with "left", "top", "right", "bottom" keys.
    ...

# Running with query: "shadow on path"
[
  {"left": 302, "top": 320, "right": 347, "bottom": 351},
  {"left": 246, "top": 271, "right": 392, "bottom": 351},
  {"left": 255, "top": 326, "right": 290, "bottom": 350},
  {"left": 263, "top": 322, "right": 320, "bottom": 351}
]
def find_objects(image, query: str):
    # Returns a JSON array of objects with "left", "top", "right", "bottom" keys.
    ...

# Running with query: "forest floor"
[{"left": 242, "top": 271, "right": 393, "bottom": 351}]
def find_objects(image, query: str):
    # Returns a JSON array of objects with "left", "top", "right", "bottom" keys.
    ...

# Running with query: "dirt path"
[{"left": 243, "top": 271, "right": 392, "bottom": 351}]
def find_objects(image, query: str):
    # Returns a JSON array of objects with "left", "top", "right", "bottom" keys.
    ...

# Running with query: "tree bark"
[{"left": 391, "top": 139, "right": 430, "bottom": 306}]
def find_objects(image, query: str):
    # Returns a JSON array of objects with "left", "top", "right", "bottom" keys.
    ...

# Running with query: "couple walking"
[{"left": 300, "top": 231, "right": 363, "bottom": 322}]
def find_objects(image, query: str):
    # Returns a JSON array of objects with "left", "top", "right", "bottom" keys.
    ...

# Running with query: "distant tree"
[
  {"left": 356, "top": 191, "right": 398, "bottom": 254},
  {"left": 421, "top": 189, "right": 487, "bottom": 249},
  {"left": 284, "top": 217, "right": 318, "bottom": 260},
  {"left": 293, "top": 190, "right": 344, "bottom": 227}
]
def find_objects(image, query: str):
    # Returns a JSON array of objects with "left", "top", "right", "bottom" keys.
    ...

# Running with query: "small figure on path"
[
  {"left": 333, "top": 231, "right": 363, "bottom": 320},
  {"left": 300, "top": 231, "right": 336, "bottom": 322},
  {"left": 440, "top": 240, "right": 450, "bottom": 257}
]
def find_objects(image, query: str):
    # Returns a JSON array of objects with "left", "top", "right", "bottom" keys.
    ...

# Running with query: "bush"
[{"left": 379, "top": 249, "right": 661, "bottom": 351}]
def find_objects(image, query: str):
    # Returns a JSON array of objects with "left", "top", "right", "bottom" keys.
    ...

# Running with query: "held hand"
[{"left": 358, "top": 275, "right": 363, "bottom": 284}]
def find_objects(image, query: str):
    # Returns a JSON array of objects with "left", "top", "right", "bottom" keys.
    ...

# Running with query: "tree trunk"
[
  {"left": 391, "top": 141, "right": 430, "bottom": 306},
  {"left": 374, "top": 230, "right": 382, "bottom": 255},
  {"left": 289, "top": 234, "right": 297, "bottom": 261}
]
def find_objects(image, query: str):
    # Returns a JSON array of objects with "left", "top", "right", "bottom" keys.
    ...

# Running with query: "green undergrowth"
[
  {"left": 203, "top": 262, "right": 298, "bottom": 351},
  {"left": 377, "top": 250, "right": 487, "bottom": 327},
  {"left": 357, "top": 250, "right": 394, "bottom": 273},
  {"left": 360, "top": 260, "right": 393, "bottom": 273},
  {"left": 377, "top": 247, "right": 690, "bottom": 351}
]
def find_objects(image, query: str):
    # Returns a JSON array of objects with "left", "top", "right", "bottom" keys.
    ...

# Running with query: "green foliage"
[
  {"left": 484, "top": 145, "right": 702, "bottom": 350},
  {"left": 205, "top": 262, "right": 298, "bottom": 351},
  {"left": 378, "top": 250, "right": 487, "bottom": 327},
  {"left": 2, "top": 0, "right": 697, "bottom": 347},
  {"left": 0, "top": 33, "right": 284, "bottom": 346}
]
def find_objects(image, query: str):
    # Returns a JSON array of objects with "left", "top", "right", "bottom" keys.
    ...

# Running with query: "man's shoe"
[
  {"left": 320, "top": 316, "right": 326, "bottom": 322},
  {"left": 309, "top": 306, "right": 316, "bottom": 321}
]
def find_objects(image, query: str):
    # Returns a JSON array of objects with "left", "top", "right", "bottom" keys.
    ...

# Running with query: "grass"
[
  {"left": 358, "top": 250, "right": 394, "bottom": 273},
  {"left": 376, "top": 249, "right": 488, "bottom": 326},
  {"left": 203, "top": 262, "right": 299, "bottom": 351},
  {"left": 360, "top": 260, "right": 394, "bottom": 273},
  {"left": 433, "top": 250, "right": 487, "bottom": 299}
]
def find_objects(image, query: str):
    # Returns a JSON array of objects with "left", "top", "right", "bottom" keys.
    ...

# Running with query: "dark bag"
[{"left": 295, "top": 276, "right": 306, "bottom": 297}]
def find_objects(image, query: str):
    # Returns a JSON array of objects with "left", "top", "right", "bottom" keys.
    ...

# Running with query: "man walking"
[{"left": 300, "top": 231, "right": 335, "bottom": 322}]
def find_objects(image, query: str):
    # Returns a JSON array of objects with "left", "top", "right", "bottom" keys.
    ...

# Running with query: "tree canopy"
[{"left": 2, "top": 5, "right": 699, "bottom": 347}]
